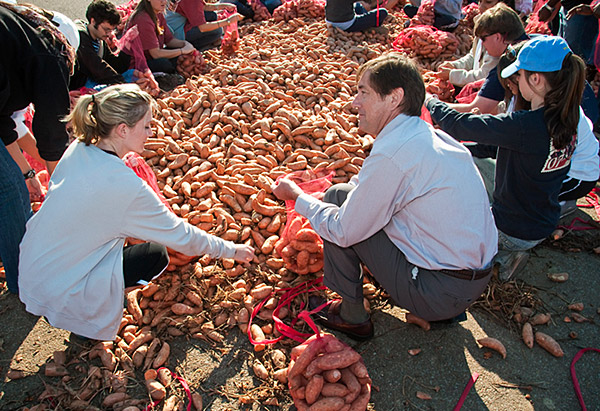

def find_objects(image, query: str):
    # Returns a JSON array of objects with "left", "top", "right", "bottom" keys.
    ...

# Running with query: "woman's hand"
[
  {"left": 272, "top": 178, "right": 303, "bottom": 201},
  {"left": 227, "top": 13, "right": 243, "bottom": 24},
  {"left": 233, "top": 244, "right": 256, "bottom": 263},
  {"left": 222, "top": 3, "right": 237, "bottom": 12},
  {"left": 181, "top": 42, "right": 195, "bottom": 54},
  {"left": 566, "top": 4, "right": 593, "bottom": 19},
  {"left": 435, "top": 67, "right": 451, "bottom": 81},
  {"left": 437, "top": 61, "right": 454, "bottom": 71},
  {"left": 26, "top": 175, "right": 44, "bottom": 202}
]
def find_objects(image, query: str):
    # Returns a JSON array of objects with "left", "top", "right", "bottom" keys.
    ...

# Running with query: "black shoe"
[
  {"left": 308, "top": 296, "right": 374, "bottom": 341},
  {"left": 430, "top": 311, "right": 467, "bottom": 325}
]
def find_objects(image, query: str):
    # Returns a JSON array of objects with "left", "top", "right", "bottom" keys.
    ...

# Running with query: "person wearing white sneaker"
[{"left": 427, "top": 36, "right": 588, "bottom": 282}]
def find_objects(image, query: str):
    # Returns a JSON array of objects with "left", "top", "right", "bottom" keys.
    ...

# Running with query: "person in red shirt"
[
  {"left": 166, "top": 0, "right": 241, "bottom": 51},
  {"left": 125, "top": 0, "right": 196, "bottom": 73}
]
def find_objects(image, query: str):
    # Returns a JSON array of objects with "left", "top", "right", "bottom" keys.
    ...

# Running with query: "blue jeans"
[
  {"left": 185, "top": 11, "right": 223, "bottom": 51},
  {"left": 560, "top": 10, "right": 598, "bottom": 64},
  {"left": 346, "top": 3, "right": 388, "bottom": 32},
  {"left": 0, "top": 139, "right": 32, "bottom": 293},
  {"left": 262, "top": 0, "right": 282, "bottom": 13}
]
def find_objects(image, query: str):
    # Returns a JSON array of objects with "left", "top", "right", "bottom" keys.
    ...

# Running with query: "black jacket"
[
  {"left": 70, "top": 21, "right": 125, "bottom": 90},
  {"left": 0, "top": 6, "right": 70, "bottom": 161}
]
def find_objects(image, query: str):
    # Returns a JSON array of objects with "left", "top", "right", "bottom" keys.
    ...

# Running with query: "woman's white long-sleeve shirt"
[{"left": 19, "top": 141, "right": 236, "bottom": 340}]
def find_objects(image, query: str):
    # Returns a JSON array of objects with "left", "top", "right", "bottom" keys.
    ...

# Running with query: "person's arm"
[
  {"left": 538, "top": 0, "right": 561, "bottom": 22},
  {"left": 275, "top": 155, "right": 412, "bottom": 248},
  {"left": 204, "top": 2, "right": 237, "bottom": 12},
  {"left": 565, "top": 3, "right": 596, "bottom": 18},
  {"left": 5, "top": 140, "right": 44, "bottom": 201},
  {"left": 448, "top": 53, "right": 499, "bottom": 87},
  {"left": 17, "top": 130, "right": 44, "bottom": 165},
  {"left": 148, "top": 39, "right": 195, "bottom": 59},
  {"left": 196, "top": 13, "right": 241, "bottom": 32},
  {"left": 446, "top": 94, "right": 501, "bottom": 114},
  {"left": 426, "top": 97, "right": 530, "bottom": 150},
  {"left": 30, "top": 55, "right": 70, "bottom": 174},
  {"left": 122, "top": 181, "right": 254, "bottom": 262}
]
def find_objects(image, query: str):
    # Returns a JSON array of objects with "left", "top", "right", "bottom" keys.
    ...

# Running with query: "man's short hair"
[
  {"left": 357, "top": 53, "right": 425, "bottom": 117},
  {"left": 86, "top": 0, "right": 120, "bottom": 26},
  {"left": 474, "top": 3, "right": 525, "bottom": 41}
]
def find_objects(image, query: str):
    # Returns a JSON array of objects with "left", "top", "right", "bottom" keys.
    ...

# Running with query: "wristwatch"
[{"left": 23, "top": 169, "right": 36, "bottom": 180}]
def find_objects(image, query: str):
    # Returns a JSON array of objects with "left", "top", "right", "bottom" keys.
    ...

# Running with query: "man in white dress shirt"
[{"left": 273, "top": 53, "right": 498, "bottom": 340}]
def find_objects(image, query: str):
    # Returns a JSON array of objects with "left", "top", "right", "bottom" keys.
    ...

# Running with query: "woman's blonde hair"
[{"left": 65, "top": 84, "right": 155, "bottom": 145}]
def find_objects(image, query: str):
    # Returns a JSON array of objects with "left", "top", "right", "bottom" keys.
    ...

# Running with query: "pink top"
[
  {"left": 175, "top": 0, "right": 206, "bottom": 34},
  {"left": 127, "top": 10, "right": 174, "bottom": 58}
]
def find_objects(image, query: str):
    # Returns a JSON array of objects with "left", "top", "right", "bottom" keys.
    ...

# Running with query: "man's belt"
[{"left": 439, "top": 267, "right": 493, "bottom": 281}]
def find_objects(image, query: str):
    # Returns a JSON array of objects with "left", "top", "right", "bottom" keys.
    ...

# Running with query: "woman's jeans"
[
  {"left": 559, "top": 9, "right": 598, "bottom": 64},
  {"left": 185, "top": 11, "right": 223, "bottom": 51},
  {"left": 0, "top": 139, "right": 32, "bottom": 293}
]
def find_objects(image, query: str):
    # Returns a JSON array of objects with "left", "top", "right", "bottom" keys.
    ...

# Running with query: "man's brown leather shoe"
[{"left": 309, "top": 296, "right": 374, "bottom": 341}]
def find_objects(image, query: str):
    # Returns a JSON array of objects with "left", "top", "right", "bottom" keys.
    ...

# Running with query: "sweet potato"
[
  {"left": 320, "top": 382, "right": 349, "bottom": 397},
  {"left": 250, "top": 323, "right": 267, "bottom": 352},
  {"left": 289, "top": 336, "right": 327, "bottom": 379},
  {"left": 163, "top": 395, "right": 179, "bottom": 411},
  {"left": 308, "top": 396, "right": 345, "bottom": 411},
  {"left": 191, "top": 392, "right": 203, "bottom": 411},
  {"left": 568, "top": 302, "right": 584, "bottom": 312},
  {"left": 477, "top": 337, "right": 507, "bottom": 359},
  {"left": 349, "top": 383, "right": 371, "bottom": 410},
  {"left": 157, "top": 367, "right": 172, "bottom": 387},
  {"left": 146, "top": 379, "right": 167, "bottom": 400},
  {"left": 522, "top": 323, "right": 534, "bottom": 349},
  {"left": 305, "top": 374, "right": 324, "bottom": 405},
  {"left": 274, "top": 367, "right": 289, "bottom": 383},
  {"left": 405, "top": 313, "right": 431, "bottom": 331},
  {"left": 529, "top": 313, "right": 551, "bottom": 326},
  {"left": 102, "top": 392, "right": 130, "bottom": 407},
  {"left": 547, "top": 272, "right": 569, "bottom": 282},
  {"left": 252, "top": 360, "right": 269, "bottom": 380},
  {"left": 152, "top": 341, "right": 170, "bottom": 368},
  {"left": 171, "top": 302, "right": 199, "bottom": 316},
  {"left": 127, "top": 288, "right": 143, "bottom": 325},
  {"left": 323, "top": 369, "right": 341, "bottom": 383},
  {"left": 535, "top": 332, "right": 564, "bottom": 357},
  {"left": 340, "top": 367, "right": 361, "bottom": 403},
  {"left": 310, "top": 348, "right": 361, "bottom": 375}
]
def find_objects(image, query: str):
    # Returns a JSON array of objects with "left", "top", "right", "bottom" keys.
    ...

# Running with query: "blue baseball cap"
[{"left": 501, "top": 35, "right": 572, "bottom": 78}]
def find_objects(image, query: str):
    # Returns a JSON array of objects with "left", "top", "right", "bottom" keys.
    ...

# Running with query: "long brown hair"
[
  {"left": 524, "top": 53, "right": 586, "bottom": 150},
  {"left": 129, "top": 0, "right": 161, "bottom": 37}
]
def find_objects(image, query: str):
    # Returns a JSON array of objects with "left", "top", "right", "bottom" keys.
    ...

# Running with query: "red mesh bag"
[
  {"left": 288, "top": 328, "right": 372, "bottom": 409},
  {"left": 273, "top": 170, "right": 333, "bottom": 275},
  {"left": 248, "top": 0, "right": 272, "bottom": 21},
  {"left": 455, "top": 79, "right": 485, "bottom": 104},
  {"left": 221, "top": 10, "right": 240, "bottom": 55}
]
